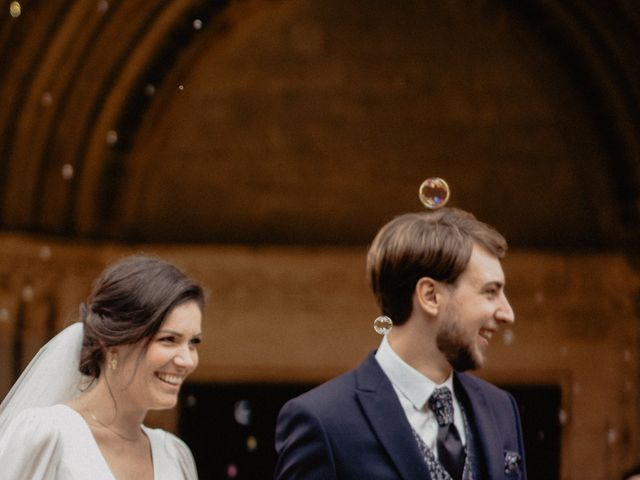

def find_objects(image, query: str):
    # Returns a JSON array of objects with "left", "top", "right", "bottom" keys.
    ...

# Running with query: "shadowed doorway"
[{"left": 179, "top": 382, "right": 561, "bottom": 478}]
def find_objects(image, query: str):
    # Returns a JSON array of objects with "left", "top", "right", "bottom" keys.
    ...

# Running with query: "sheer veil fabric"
[{"left": 0, "top": 322, "right": 86, "bottom": 436}]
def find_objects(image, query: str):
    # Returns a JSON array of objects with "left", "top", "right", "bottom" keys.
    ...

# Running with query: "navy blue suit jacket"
[{"left": 274, "top": 352, "right": 527, "bottom": 479}]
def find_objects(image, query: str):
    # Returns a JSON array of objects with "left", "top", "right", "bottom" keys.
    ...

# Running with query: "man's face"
[{"left": 436, "top": 244, "right": 515, "bottom": 371}]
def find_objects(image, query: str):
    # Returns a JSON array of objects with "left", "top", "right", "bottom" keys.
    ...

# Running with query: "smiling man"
[{"left": 275, "top": 208, "right": 527, "bottom": 480}]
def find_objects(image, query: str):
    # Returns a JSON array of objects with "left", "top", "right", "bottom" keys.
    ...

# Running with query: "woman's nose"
[{"left": 174, "top": 346, "right": 197, "bottom": 369}]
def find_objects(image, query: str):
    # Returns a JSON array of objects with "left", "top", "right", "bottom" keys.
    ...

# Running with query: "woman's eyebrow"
[{"left": 158, "top": 329, "right": 203, "bottom": 338}]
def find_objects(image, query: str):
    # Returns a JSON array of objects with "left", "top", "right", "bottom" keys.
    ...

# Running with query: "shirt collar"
[{"left": 375, "top": 334, "right": 454, "bottom": 410}]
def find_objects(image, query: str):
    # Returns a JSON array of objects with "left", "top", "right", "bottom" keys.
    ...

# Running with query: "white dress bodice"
[{"left": 0, "top": 404, "right": 197, "bottom": 479}]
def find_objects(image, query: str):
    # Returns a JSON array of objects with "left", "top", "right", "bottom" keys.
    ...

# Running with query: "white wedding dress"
[{"left": 0, "top": 404, "right": 198, "bottom": 480}]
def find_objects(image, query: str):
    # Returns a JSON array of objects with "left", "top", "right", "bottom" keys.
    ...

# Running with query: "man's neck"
[{"left": 387, "top": 326, "right": 452, "bottom": 384}]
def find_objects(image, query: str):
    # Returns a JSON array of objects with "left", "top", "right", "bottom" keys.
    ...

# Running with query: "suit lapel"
[
  {"left": 455, "top": 373, "right": 503, "bottom": 478},
  {"left": 354, "top": 353, "right": 431, "bottom": 480}
]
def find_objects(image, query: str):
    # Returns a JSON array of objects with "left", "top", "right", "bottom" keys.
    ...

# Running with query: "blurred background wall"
[{"left": 1, "top": 1, "right": 639, "bottom": 478}]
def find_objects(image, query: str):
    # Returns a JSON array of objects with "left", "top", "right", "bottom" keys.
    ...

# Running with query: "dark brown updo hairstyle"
[
  {"left": 79, "top": 255, "right": 204, "bottom": 380},
  {"left": 367, "top": 208, "right": 507, "bottom": 325}
]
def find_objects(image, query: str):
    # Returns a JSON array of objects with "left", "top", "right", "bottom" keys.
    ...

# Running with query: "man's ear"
[{"left": 415, "top": 277, "right": 440, "bottom": 316}]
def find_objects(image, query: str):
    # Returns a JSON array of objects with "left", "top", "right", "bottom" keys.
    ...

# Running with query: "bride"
[{"left": 0, "top": 255, "right": 204, "bottom": 479}]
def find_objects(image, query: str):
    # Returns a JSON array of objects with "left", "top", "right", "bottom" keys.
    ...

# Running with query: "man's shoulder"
[
  {"left": 283, "top": 352, "right": 379, "bottom": 415},
  {"left": 291, "top": 366, "right": 359, "bottom": 409}
]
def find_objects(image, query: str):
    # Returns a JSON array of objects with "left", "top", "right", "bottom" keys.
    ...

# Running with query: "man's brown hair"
[{"left": 366, "top": 207, "right": 507, "bottom": 325}]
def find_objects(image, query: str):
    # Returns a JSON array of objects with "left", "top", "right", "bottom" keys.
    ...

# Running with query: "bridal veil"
[{"left": 0, "top": 322, "right": 86, "bottom": 435}]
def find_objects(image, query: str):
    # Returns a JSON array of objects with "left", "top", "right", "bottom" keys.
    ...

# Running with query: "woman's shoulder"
[
  {"left": 0, "top": 405, "right": 68, "bottom": 454},
  {"left": 7, "top": 404, "right": 69, "bottom": 426},
  {"left": 3, "top": 404, "right": 81, "bottom": 439},
  {"left": 0, "top": 405, "right": 108, "bottom": 478}
]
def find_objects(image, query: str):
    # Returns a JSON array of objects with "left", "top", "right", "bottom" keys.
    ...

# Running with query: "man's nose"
[{"left": 496, "top": 293, "right": 515, "bottom": 324}]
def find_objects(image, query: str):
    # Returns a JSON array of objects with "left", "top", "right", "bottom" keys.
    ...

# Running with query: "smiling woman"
[{"left": 0, "top": 255, "right": 204, "bottom": 480}]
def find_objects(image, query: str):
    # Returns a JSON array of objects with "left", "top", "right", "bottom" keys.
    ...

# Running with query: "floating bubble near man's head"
[
  {"left": 373, "top": 315, "right": 393, "bottom": 335},
  {"left": 419, "top": 177, "right": 450, "bottom": 209}
]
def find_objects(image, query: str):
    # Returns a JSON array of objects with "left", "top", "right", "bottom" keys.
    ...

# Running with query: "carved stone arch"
[
  {"left": 112, "top": 0, "right": 269, "bottom": 241},
  {"left": 0, "top": 0, "right": 230, "bottom": 237},
  {"left": 73, "top": 0, "right": 235, "bottom": 237},
  {"left": 508, "top": 0, "right": 640, "bottom": 245},
  {"left": 1, "top": 0, "right": 639, "bottom": 247},
  {"left": 0, "top": 0, "right": 73, "bottom": 227}
]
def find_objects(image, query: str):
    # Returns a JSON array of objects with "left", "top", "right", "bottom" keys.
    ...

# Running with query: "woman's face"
[{"left": 114, "top": 300, "right": 202, "bottom": 411}]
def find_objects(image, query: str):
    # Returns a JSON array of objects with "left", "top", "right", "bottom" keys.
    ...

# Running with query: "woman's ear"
[{"left": 415, "top": 277, "right": 440, "bottom": 316}]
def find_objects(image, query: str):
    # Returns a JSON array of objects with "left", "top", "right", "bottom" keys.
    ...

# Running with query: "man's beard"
[{"left": 436, "top": 314, "right": 481, "bottom": 372}]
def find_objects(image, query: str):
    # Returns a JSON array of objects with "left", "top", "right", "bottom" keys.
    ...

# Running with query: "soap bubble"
[
  {"left": 558, "top": 409, "right": 567, "bottom": 426},
  {"left": 97, "top": 1, "right": 109, "bottom": 13},
  {"left": 233, "top": 399, "right": 252, "bottom": 426},
  {"left": 22, "top": 285, "right": 34, "bottom": 302},
  {"left": 502, "top": 329, "right": 514, "bottom": 345},
  {"left": 10, "top": 2, "right": 21, "bottom": 18},
  {"left": 61, "top": 164, "right": 74, "bottom": 180},
  {"left": 106, "top": 130, "right": 118, "bottom": 146},
  {"left": 41, "top": 92, "right": 53, "bottom": 107},
  {"left": 246, "top": 435, "right": 257, "bottom": 451},
  {"left": 419, "top": 177, "right": 450, "bottom": 209},
  {"left": 373, "top": 315, "right": 393, "bottom": 335},
  {"left": 39, "top": 246, "right": 51, "bottom": 261}
]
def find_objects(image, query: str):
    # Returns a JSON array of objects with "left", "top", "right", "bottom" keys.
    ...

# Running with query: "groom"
[{"left": 274, "top": 208, "right": 527, "bottom": 479}]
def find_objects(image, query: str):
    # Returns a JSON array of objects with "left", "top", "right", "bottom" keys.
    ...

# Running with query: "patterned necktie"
[{"left": 428, "top": 387, "right": 465, "bottom": 480}]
